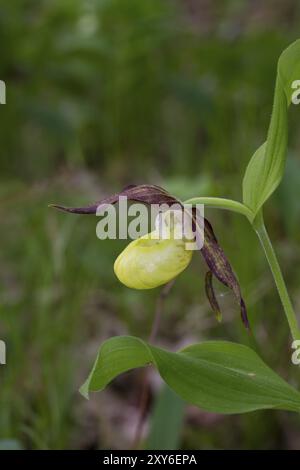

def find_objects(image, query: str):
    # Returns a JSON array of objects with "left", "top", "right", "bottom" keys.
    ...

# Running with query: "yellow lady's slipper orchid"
[
  {"left": 51, "top": 183, "right": 249, "bottom": 328},
  {"left": 114, "top": 230, "right": 193, "bottom": 290}
]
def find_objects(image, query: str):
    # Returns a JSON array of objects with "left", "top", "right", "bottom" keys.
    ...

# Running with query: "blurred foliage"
[
  {"left": 147, "top": 386, "right": 185, "bottom": 450},
  {"left": 1, "top": 0, "right": 300, "bottom": 449}
]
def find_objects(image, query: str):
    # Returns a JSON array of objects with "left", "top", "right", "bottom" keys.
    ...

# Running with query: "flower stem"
[
  {"left": 184, "top": 197, "right": 254, "bottom": 221},
  {"left": 187, "top": 196, "right": 300, "bottom": 341},
  {"left": 132, "top": 281, "right": 174, "bottom": 449},
  {"left": 253, "top": 211, "right": 300, "bottom": 341}
]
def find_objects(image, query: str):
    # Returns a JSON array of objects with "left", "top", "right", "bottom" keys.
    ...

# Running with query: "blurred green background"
[{"left": 1, "top": 0, "right": 300, "bottom": 450}]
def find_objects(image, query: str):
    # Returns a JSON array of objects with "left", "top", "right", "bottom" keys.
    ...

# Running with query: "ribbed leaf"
[
  {"left": 80, "top": 336, "right": 300, "bottom": 414},
  {"left": 243, "top": 39, "right": 300, "bottom": 215}
]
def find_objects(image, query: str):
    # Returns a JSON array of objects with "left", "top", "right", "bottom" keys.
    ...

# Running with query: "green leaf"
[
  {"left": 243, "top": 39, "right": 300, "bottom": 216},
  {"left": 80, "top": 336, "right": 300, "bottom": 414},
  {"left": 147, "top": 385, "right": 185, "bottom": 450}
]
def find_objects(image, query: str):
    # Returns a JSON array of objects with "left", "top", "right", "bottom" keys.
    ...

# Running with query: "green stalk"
[
  {"left": 253, "top": 211, "right": 300, "bottom": 341},
  {"left": 186, "top": 197, "right": 300, "bottom": 341},
  {"left": 184, "top": 197, "right": 254, "bottom": 221}
]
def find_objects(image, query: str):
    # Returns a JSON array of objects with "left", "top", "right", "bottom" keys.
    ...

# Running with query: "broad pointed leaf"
[
  {"left": 243, "top": 39, "right": 300, "bottom": 215},
  {"left": 81, "top": 336, "right": 300, "bottom": 414}
]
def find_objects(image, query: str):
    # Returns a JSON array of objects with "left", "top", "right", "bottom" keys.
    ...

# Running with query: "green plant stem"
[
  {"left": 185, "top": 196, "right": 299, "bottom": 341},
  {"left": 253, "top": 211, "right": 300, "bottom": 341},
  {"left": 184, "top": 197, "right": 254, "bottom": 221},
  {"left": 132, "top": 281, "right": 174, "bottom": 449},
  {"left": 189, "top": 197, "right": 300, "bottom": 341}
]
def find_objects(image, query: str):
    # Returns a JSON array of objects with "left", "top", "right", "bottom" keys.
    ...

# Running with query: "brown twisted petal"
[
  {"left": 205, "top": 271, "right": 222, "bottom": 323},
  {"left": 49, "top": 184, "right": 180, "bottom": 214},
  {"left": 200, "top": 219, "right": 249, "bottom": 329}
]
